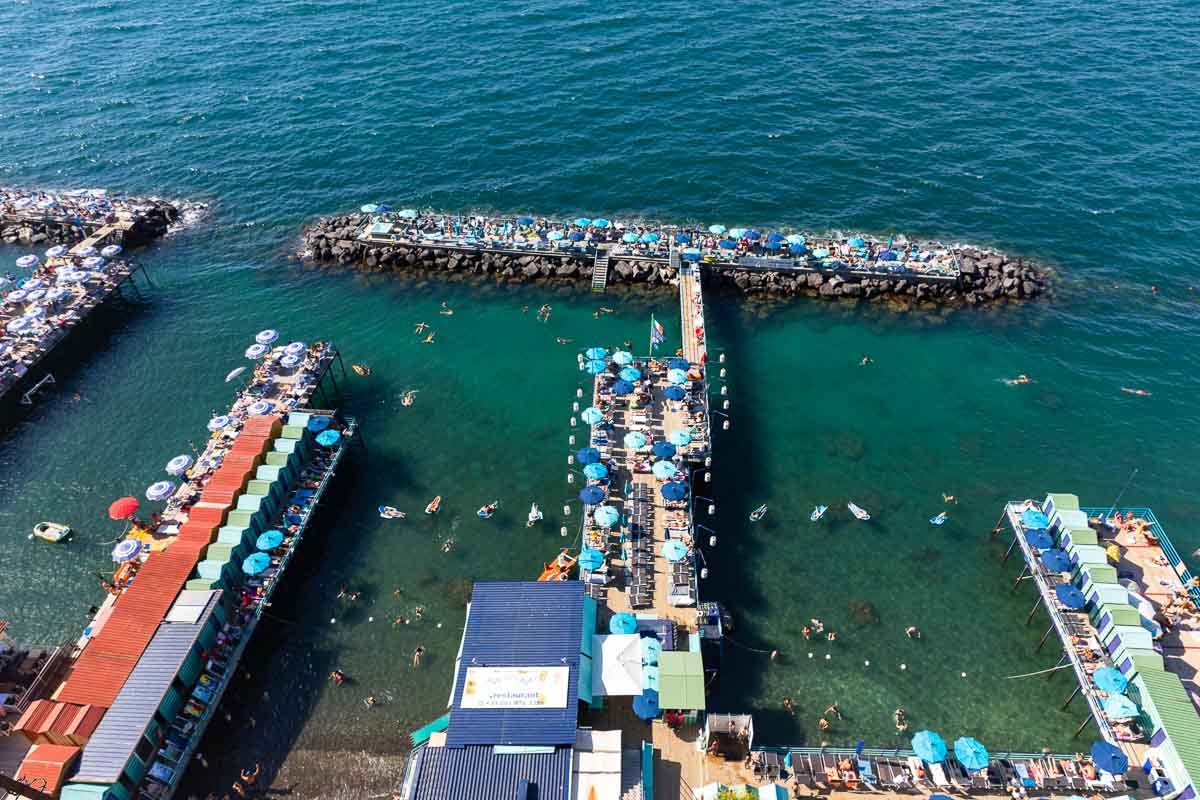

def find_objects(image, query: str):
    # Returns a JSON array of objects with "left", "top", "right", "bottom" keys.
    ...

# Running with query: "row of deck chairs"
[{"left": 629, "top": 485, "right": 655, "bottom": 609}]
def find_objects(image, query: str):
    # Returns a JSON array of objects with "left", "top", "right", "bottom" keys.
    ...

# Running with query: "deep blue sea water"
[{"left": 2, "top": 0, "right": 1199, "bottom": 794}]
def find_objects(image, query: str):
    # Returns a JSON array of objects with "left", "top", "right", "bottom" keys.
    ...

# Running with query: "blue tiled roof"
[
  {"left": 412, "top": 745, "right": 572, "bottom": 800},
  {"left": 446, "top": 582, "right": 583, "bottom": 747}
]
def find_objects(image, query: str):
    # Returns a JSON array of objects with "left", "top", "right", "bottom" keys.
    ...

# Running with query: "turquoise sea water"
[{"left": 2, "top": 0, "right": 1199, "bottom": 793}]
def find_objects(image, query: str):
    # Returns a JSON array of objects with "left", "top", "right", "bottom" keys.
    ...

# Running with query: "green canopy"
[
  {"left": 1080, "top": 563, "right": 1118, "bottom": 585},
  {"left": 1129, "top": 670, "right": 1200, "bottom": 792},
  {"left": 1061, "top": 526, "right": 1098, "bottom": 546},
  {"left": 1045, "top": 493, "right": 1080, "bottom": 512},
  {"left": 659, "top": 651, "right": 706, "bottom": 710},
  {"left": 1091, "top": 603, "right": 1141, "bottom": 629}
]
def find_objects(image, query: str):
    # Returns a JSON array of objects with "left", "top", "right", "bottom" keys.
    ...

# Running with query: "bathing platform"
[
  {"left": 997, "top": 495, "right": 1200, "bottom": 800},
  {"left": 1, "top": 187, "right": 193, "bottom": 250}
]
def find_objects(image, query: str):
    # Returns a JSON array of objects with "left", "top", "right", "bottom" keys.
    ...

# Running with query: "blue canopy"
[
  {"left": 848, "top": 237, "right": 866, "bottom": 248},
  {"left": 612, "top": 379, "right": 634, "bottom": 396},
  {"left": 661, "top": 482, "right": 688, "bottom": 501},
  {"left": 911, "top": 730, "right": 947, "bottom": 762},
  {"left": 682, "top": 248, "right": 701, "bottom": 261},
  {"left": 579, "top": 486, "right": 605, "bottom": 505},
  {"left": 674, "top": 234, "right": 691, "bottom": 244},
  {"left": 667, "top": 357, "right": 689, "bottom": 370},
  {"left": 622, "top": 232, "right": 639, "bottom": 243},
  {"left": 583, "top": 463, "right": 609, "bottom": 480},
  {"left": 952, "top": 737, "right": 990, "bottom": 771},
  {"left": 242, "top": 552, "right": 271, "bottom": 576},
  {"left": 256, "top": 529, "right": 285, "bottom": 551},
  {"left": 662, "top": 540, "right": 688, "bottom": 562},
  {"left": 548, "top": 230, "right": 564, "bottom": 241},
  {"left": 623, "top": 431, "right": 648, "bottom": 449},
  {"left": 574, "top": 218, "right": 591, "bottom": 227},
  {"left": 633, "top": 689, "right": 660, "bottom": 720},
  {"left": 576, "top": 447, "right": 601, "bottom": 465},
  {"left": 641, "top": 637, "right": 662, "bottom": 664},
  {"left": 585, "top": 346, "right": 608, "bottom": 360},
  {"left": 652, "top": 461, "right": 677, "bottom": 479},
  {"left": 718, "top": 239, "right": 736, "bottom": 249},
  {"left": 593, "top": 505, "right": 620, "bottom": 527},
  {"left": 744, "top": 230, "right": 761, "bottom": 241},
  {"left": 517, "top": 216, "right": 534, "bottom": 225},
  {"left": 111, "top": 539, "right": 140, "bottom": 563},
  {"left": 581, "top": 407, "right": 605, "bottom": 425},
  {"left": 316, "top": 429, "right": 341, "bottom": 447},
  {"left": 640, "top": 232, "right": 660, "bottom": 243},
  {"left": 652, "top": 441, "right": 677, "bottom": 458},
  {"left": 610, "top": 613, "right": 637, "bottom": 634},
  {"left": 585, "top": 358, "right": 608, "bottom": 374},
  {"left": 612, "top": 350, "right": 634, "bottom": 366},
  {"left": 667, "top": 430, "right": 692, "bottom": 446},
  {"left": 708, "top": 225, "right": 726, "bottom": 234},
  {"left": 1021, "top": 509, "right": 1050, "bottom": 528},
  {"left": 1090, "top": 741, "right": 1128, "bottom": 774},
  {"left": 308, "top": 415, "right": 332, "bottom": 432},
  {"left": 1055, "top": 584, "right": 1087, "bottom": 609},
  {"left": 667, "top": 368, "right": 688, "bottom": 385},
  {"left": 580, "top": 548, "right": 605, "bottom": 571},
  {"left": 1026, "top": 529, "right": 1053, "bottom": 549},
  {"left": 1041, "top": 548, "right": 1072, "bottom": 572},
  {"left": 592, "top": 218, "right": 610, "bottom": 228},
  {"left": 1093, "top": 666, "right": 1128, "bottom": 694},
  {"left": 764, "top": 240, "right": 780, "bottom": 250},
  {"left": 767, "top": 232, "right": 785, "bottom": 243},
  {"left": 1102, "top": 694, "right": 1139, "bottom": 719},
  {"left": 663, "top": 386, "right": 686, "bottom": 401},
  {"left": 569, "top": 231, "right": 586, "bottom": 241},
  {"left": 879, "top": 250, "right": 898, "bottom": 261},
  {"left": 619, "top": 367, "right": 641, "bottom": 382}
]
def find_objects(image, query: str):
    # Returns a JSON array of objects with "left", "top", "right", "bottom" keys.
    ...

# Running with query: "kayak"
[
  {"left": 352, "top": 364, "right": 372, "bottom": 376},
  {"left": 930, "top": 512, "right": 947, "bottom": 526},
  {"left": 32, "top": 521, "right": 72, "bottom": 543},
  {"left": 425, "top": 496, "right": 441, "bottom": 515},
  {"left": 847, "top": 502, "right": 871, "bottom": 521},
  {"left": 477, "top": 500, "right": 499, "bottom": 519},
  {"left": 810, "top": 505, "right": 827, "bottom": 522},
  {"left": 538, "top": 550, "right": 577, "bottom": 581},
  {"left": 749, "top": 504, "right": 768, "bottom": 522},
  {"left": 379, "top": 506, "right": 405, "bottom": 519},
  {"left": 527, "top": 503, "right": 543, "bottom": 527}
]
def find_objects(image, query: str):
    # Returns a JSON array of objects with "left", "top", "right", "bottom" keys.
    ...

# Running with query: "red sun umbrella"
[{"left": 108, "top": 496, "right": 140, "bottom": 520}]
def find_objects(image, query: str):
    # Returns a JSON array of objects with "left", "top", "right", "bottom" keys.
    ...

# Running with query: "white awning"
[{"left": 591, "top": 634, "right": 643, "bottom": 696}]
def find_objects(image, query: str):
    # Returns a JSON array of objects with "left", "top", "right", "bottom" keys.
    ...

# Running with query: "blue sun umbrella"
[
  {"left": 744, "top": 230, "right": 762, "bottom": 241},
  {"left": 1055, "top": 583, "right": 1087, "bottom": 609},
  {"left": 652, "top": 441, "right": 676, "bottom": 458},
  {"left": 667, "top": 357, "right": 689, "bottom": 370},
  {"left": 548, "top": 230, "right": 564, "bottom": 241},
  {"left": 612, "top": 350, "right": 634, "bottom": 366},
  {"left": 674, "top": 233, "right": 691, "bottom": 244},
  {"left": 242, "top": 552, "right": 271, "bottom": 577},
  {"left": 663, "top": 386, "right": 686, "bottom": 401},
  {"left": 581, "top": 407, "right": 605, "bottom": 425},
  {"left": 579, "top": 485, "right": 606, "bottom": 504},
  {"left": 574, "top": 217, "right": 591, "bottom": 227},
  {"left": 652, "top": 461, "right": 677, "bottom": 479},
  {"left": 879, "top": 250, "right": 897, "bottom": 261},
  {"left": 1090, "top": 741, "right": 1128, "bottom": 774},
  {"left": 848, "top": 237, "right": 866, "bottom": 248},
  {"left": 1094, "top": 666, "right": 1128, "bottom": 694},
  {"left": 610, "top": 613, "right": 637, "bottom": 634},
  {"left": 786, "top": 234, "right": 805, "bottom": 245},
  {"left": 718, "top": 239, "right": 736, "bottom": 249},
  {"left": 593, "top": 505, "right": 620, "bottom": 527},
  {"left": 17, "top": 254, "right": 39, "bottom": 269},
  {"left": 1102, "top": 694, "right": 1139, "bottom": 719},
  {"left": 708, "top": 224, "right": 726, "bottom": 234},
  {"left": 623, "top": 431, "right": 647, "bottom": 450},
  {"left": 1021, "top": 509, "right": 1050, "bottom": 528},
  {"left": 256, "top": 529, "right": 285, "bottom": 551},
  {"left": 111, "top": 539, "right": 141, "bottom": 563},
  {"left": 245, "top": 343, "right": 269, "bottom": 359},
  {"left": 642, "top": 664, "right": 660, "bottom": 691},
  {"left": 764, "top": 240, "right": 780, "bottom": 250},
  {"left": 146, "top": 480, "right": 176, "bottom": 502},
  {"left": 767, "top": 232, "right": 786, "bottom": 243},
  {"left": 633, "top": 689, "right": 660, "bottom": 720},
  {"left": 592, "top": 218, "right": 610, "bottom": 228},
  {"left": 667, "top": 430, "right": 692, "bottom": 446},
  {"left": 953, "top": 737, "right": 990, "bottom": 771},
  {"left": 165, "top": 454, "right": 193, "bottom": 476},
  {"left": 45, "top": 244, "right": 68, "bottom": 258},
  {"left": 641, "top": 637, "right": 662, "bottom": 664},
  {"left": 585, "top": 346, "right": 608, "bottom": 360},
  {"left": 662, "top": 540, "right": 688, "bottom": 562},
  {"left": 255, "top": 329, "right": 279, "bottom": 345},
  {"left": 729, "top": 228, "right": 747, "bottom": 239},
  {"left": 576, "top": 447, "right": 601, "bottom": 465},
  {"left": 585, "top": 359, "right": 607, "bottom": 374},
  {"left": 912, "top": 731, "right": 947, "bottom": 762},
  {"left": 315, "top": 429, "right": 341, "bottom": 447},
  {"left": 398, "top": 208, "right": 417, "bottom": 219},
  {"left": 661, "top": 482, "right": 688, "bottom": 501},
  {"left": 640, "top": 232, "right": 660, "bottom": 243},
  {"left": 667, "top": 368, "right": 688, "bottom": 385},
  {"left": 1026, "top": 529, "right": 1053, "bottom": 549},
  {"left": 583, "top": 462, "right": 609, "bottom": 480},
  {"left": 517, "top": 216, "right": 534, "bottom": 225},
  {"left": 612, "top": 379, "right": 634, "bottom": 396},
  {"left": 569, "top": 231, "right": 586, "bottom": 241},
  {"left": 1041, "top": 549, "right": 1072, "bottom": 572},
  {"left": 307, "top": 416, "right": 332, "bottom": 432},
  {"left": 580, "top": 548, "right": 605, "bottom": 570},
  {"left": 619, "top": 367, "right": 641, "bottom": 382},
  {"left": 207, "top": 415, "right": 232, "bottom": 431},
  {"left": 622, "top": 232, "right": 639, "bottom": 243}
]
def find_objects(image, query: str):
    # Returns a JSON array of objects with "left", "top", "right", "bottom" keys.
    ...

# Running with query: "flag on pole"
[{"left": 650, "top": 316, "right": 665, "bottom": 351}]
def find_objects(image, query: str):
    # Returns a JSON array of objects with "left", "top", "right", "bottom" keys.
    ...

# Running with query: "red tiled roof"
[
  {"left": 15, "top": 743, "right": 80, "bottom": 796},
  {"left": 13, "top": 698, "right": 55, "bottom": 742}
]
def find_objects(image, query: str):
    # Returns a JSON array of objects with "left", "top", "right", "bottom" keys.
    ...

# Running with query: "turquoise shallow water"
[{"left": 2, "top": 0, "right": 1200, "bottom": 792}]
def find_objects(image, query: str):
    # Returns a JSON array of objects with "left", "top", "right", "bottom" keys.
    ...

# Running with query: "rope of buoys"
[
  {"left": 1003, "top": 663, "right": 1072, "bottom": 679},
  {"left": 726, "top": 635, "right": 774, "bottom": 655}
]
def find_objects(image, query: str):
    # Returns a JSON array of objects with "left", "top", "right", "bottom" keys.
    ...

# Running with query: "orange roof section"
[{"left": 15, "top": 743, "right": 81, "bottom": 796}]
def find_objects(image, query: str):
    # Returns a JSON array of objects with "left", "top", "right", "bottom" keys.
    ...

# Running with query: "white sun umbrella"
[
  {"left": 101, "top": 244, "right": 123, "bottom": 258},
  {"left": 165, "top": 454, "right": 193, "bottom": 475},
  {"left": 111, "top": 539, "right": 141, "bottom": 563},
  {"left": 247, "top": 399, "right": 273, "bottom": 415},
  {"left": 44, "top": 245, "right": 68, "bottom": 258},
  {"left": 75, "top": 245, "right": 97, "bottom": 257},
  {"left": 244, "top": 343, "right": 269, "bottom": 359},
  {"left": 5, "top": 290, "right": 28, "bottom": 304},
  {"left": 23, "top": 305, "right": 46, "bottom": 320},
  {"left": 279, "top": 354, "right": 302, "bottom": 369},
  {"left": 6, "top": 318, "right": 31, "bottom": 334},
  {"left": 13, "top": 197, "right": 31, "bottom": 209},
  {"left": 225, "top": 366, "right": 246, "bottom": 383},
  {"left": 16, "top": 254, "right": 39, "bottom": 269},
  {"left": 23, "top": 278, "right": 45, "bottom": 290},
  {"left": 255, "top": 329, "right": 279, "bottom": 345},
  {"left": 82, "top": 256, "right": 106, "bottom": 270},
  {"left": 207, "top": 415, "right": 232, "bottom": 431},
  {"left": 283, "top": 341, "right": 306, "bottom": 356},
  {"left": 45, "top": 287, "right": 70, "bottom": 303},
  {"left": 145, "top": 480, "right": 176, "bottom": 501},
  {"left": 36, "top": 198, "right": 56, "bottom": 209},
  {"left": 24, "top": 288, "right": 46, "bottom": 302}
]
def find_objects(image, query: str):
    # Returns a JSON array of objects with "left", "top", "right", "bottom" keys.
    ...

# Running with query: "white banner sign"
[{"left": 461, "top": 666, "right": 570, "bottom": 709}]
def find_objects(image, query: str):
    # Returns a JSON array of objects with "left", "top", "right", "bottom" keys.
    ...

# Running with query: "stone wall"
[{"left": 300, "top": 214, "right": 1048, "bottom": 307}]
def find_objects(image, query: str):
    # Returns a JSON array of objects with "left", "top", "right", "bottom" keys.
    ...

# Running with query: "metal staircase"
[{"left": 591, "top": 248, "right": 610, "bottom": 293}]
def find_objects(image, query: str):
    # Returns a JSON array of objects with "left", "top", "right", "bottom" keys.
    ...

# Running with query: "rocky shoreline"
[
  {"left": 1, "top": 194, "right": 199, "bottom": 249},
  {"left": 299, "top": 213, "right": 1049, "bottom": 307}
]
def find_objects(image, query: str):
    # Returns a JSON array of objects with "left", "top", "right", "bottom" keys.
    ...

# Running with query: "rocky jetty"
[
  {"left": 299, "top": 213, "right": 1048, "bottom": 308},
  {"left": 1, "top": 193, "right": 193, "bottom": 249}
]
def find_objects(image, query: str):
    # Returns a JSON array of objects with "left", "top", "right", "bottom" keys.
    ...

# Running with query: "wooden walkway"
[
  {"left": 679, "top": 265, "right": 706, "bottom": 365},
  {"left": 70, "top": 220, "right": 133, "bottom": 254}
]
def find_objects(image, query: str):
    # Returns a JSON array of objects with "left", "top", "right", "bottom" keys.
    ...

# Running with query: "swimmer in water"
[
  {"left": 894, "top": 708, "right": 908, "bottom": 732},
  {"left": 423, "top": 331, "right": 436, "bottom": 344},
  {"left": 599, "top": 307, "right": 614, "bottom": 314},
  {"left": 1003, "top": 374, "right": 1032, "bottom": 386},
  {"left": 556, "top": 337, "right": 574, "bottom": 345},
  {"left": 329, "top": 669, "right": 346, "bottom": 685},
  {"left": 905, "top": 625, "right": 922, "bottom": 639},
  {"left": 401, "top": 390, "right": 418, "bottom": 406},
  {"left": 522, "top": 305, "right": 529, "bottom": 314},
  {"left": 365, "top": 695, "right": 378, "bottom": 708},
  {"left": 441, "top": 537, "right": 455, "bottom": 553},
  {"left": 942, "top": 494, "right": 957, "bottom": 504},
  {"left": 414, "top": 322, "right": 429, "bottom": 334},
  {"left": 860, "top": 356, "right": 872, "bottom": 366},
  {"left": 1121, "top": 387, "right": 1152, "bottom": 396}
]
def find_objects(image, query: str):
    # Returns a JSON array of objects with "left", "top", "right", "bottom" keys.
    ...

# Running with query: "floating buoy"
[
  {"left": 709, "top": 535, "right": 717, "bottom": 547},
  {"left": 368, "top": 616, "right": 374, "bottom": 622},
  {"left": 704, "top": 472, "right": 711, "bottom": 482},
  {"left": 700, "top": 568, "right": 709, "bottom": 579},
  {"left": 560, "top": 526, "right": 568, "bottom": 537},
  {"left": 808, "top": 653, "right": 814, "bottom": 659},
  {"left": 722, "top": 399, "right": 730, "bottom": 410},
  {"left": 578, "top": 362, "right": 584, "bottom": 371},
  {"left": 707, "top": 504, "right": 716, "bottom": 516},
  {"left": 720, "top": 385, "right": 728, "bottom": 396},
  {"left": 961, "top": 672, "right": 967, "bottom": 678},
  {"left": 719, "top": 368, "right": 727, "bottom": 378},
  {"left": 570, "top": 417, "right": 577, "bottom": 427},
  {"left": 704, "top": 456, "right": 712, "bottom": 468},
  {"left": 576, "top": 387, "right": 583, "bottom": 398},
  {"left": 572, "top": 402, "right": 580, "bottom": 412},
  {"left": 568, "top": 455, "right": 575, "bottom": 464},
  {"left": 825, "top": 654, "right": 831, "bottom": 660},
  {"left": 563, "top": 505, "right": 571, "bottom": 516},
  {"left": 864, "top": 660, "right": 870, "bottom": 667},
  {"left": 722, "top": 420, "right": 730, "bottom": 430},
  {"left": 567, "top": 474, "right": 574, "bottom": 484},
  {"left": 719, "top": 353, "right": 726, "bottom": 364},
  {"left": 569, "top": 435, "right": 575, "bottom": 445},
  {"left": 900, "top": 663, "right": 907, "bottom": 671}
]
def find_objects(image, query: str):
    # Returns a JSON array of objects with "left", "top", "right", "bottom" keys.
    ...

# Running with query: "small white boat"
[
  {"left": 930, "top": 512, "right": 947, "bottom": 526},
  {"left": 527, "top": 503, "right": 543, "bottom": 527},
  {"left": 379, "top": 506, "right": 406, "bottom": 519},
  {"left": 847, "top": 502, "right": 871, "bottom": 521},
  {"left": 810, "top": 505, "right": 827, "bottom": 522},
  {"left": 32, "top": 522, "right": 72, "bottom": 543}
]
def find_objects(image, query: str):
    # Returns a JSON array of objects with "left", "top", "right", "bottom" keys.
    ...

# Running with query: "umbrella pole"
[
  {"left": 1002, "top": 534, "right": 1019, "bottom": 564},
  {"left": 1035, "top": 624, "right": 1055, "bottom": 652},
  {"left": 1062, "top": 685, "right": 1081, "bottom": 710},
  {"left": 1025, "top": 593, "right": 1042, "bottom": 624}
]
